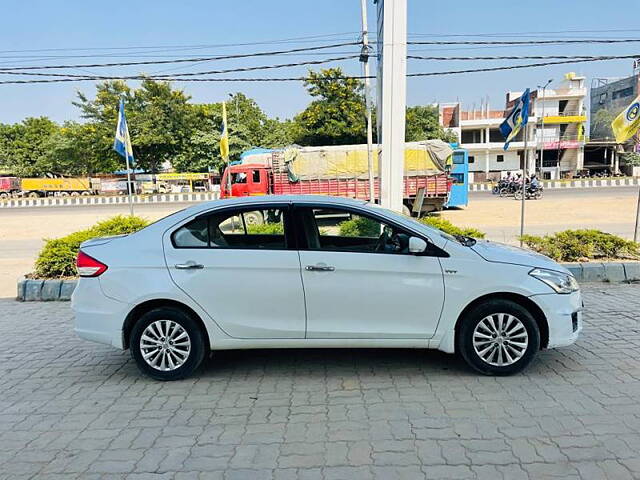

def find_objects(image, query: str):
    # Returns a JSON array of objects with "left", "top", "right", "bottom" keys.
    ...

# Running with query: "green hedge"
[
  {"left": 419, "top": 217, "right": 485, "bottom": 239},
  {"left": 520, "top": 229, "right": 640, "bottom": 262},
  {"left": 338, "top": 216, "right": 380, "bottom": 237},
  {"left": 34, "top": 215, "right": 149, "bottom": 278},
  {"left": 336, "top": 214, "right": 485, "bottom": 239}
]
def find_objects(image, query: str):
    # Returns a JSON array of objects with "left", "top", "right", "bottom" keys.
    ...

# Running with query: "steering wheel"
[{"left": 375, "top": 226, "right": 401, "bottom": 253}]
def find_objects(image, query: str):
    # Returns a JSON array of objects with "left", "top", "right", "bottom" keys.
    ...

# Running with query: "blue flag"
[
  {"left": 500, "top": 88, "right": 530, "bottom": 151},
  {"left": 113, "top": 98, "right": 135, "bottom": 166}
]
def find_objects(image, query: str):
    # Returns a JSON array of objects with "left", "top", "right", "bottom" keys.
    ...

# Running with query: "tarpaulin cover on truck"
[{"left": 240, "top": 141, "right": 453, "bottom": 180}]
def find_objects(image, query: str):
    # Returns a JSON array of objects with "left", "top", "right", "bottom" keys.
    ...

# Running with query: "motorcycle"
[{"left": 514, "top": 184, "right": 543, "bottom": 200}]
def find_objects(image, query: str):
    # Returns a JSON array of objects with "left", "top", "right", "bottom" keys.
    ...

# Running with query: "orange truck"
[{"left": 220, "top": 142, "right": 453, "bottom": 214}]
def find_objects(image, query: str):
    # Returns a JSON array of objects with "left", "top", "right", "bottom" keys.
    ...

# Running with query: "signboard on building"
[{"left": 543, "top": 140, "right": 581, "bottom": 150}]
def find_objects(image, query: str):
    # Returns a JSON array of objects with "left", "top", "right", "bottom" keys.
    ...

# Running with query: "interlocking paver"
[{"left": 2, "top": 283, "right": 640, "bottom": 478}]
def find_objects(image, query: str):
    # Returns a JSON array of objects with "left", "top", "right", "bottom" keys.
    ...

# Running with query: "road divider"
[
  {"left": 0, "top": 191, "right": 220, "bottom": 209},
  {"left": 470, "top": 177, "right": 640, "bottom": 191}
]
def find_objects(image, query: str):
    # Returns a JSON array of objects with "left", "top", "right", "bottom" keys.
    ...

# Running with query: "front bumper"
[{"left": 530, "top": 289, "right": 583, "bottom": 348}]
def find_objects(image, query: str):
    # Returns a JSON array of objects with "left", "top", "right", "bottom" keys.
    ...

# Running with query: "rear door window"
[{"left": 172, "top": 207, "right": 288, "bottom": 250}]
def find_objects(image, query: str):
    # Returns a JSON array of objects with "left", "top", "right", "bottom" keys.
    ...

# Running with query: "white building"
[{"left": 439, "top": 73, "right": 587, "bottom": 182}]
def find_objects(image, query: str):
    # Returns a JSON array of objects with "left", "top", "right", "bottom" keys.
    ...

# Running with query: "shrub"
[
  {"left": 34, "top": 215, "right": 149, "bottom": 278},
  {"left": 520, "top": 229, "right": 640, "bottom": 262},
  {"left": 246, "top": 222, "right": 284, "bottom": 234},
  {"left": 419, "top": 216, "right": 486, "bottom": 239},
  {"left": 338, "top": 216, "right": 380, "bottom": 237}
]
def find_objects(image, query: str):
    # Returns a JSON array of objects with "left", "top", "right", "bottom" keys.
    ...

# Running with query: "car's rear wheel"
[
  {"left": 130, "top": 307, "right": 206, "bottom": 381},
  {"left": 457, "top": 299, "right": 540, "bottom": 375}
]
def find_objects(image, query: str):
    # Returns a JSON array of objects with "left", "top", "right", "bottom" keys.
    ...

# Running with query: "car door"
[
  {"left": 163, "top": 204, "right": 306, "bottom": 338},
  {"left": 295, "top": 205, "right": 445, "bottom": 339}
]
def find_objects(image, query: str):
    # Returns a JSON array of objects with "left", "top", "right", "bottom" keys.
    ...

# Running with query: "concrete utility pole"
[
  {"left": 377, "top": 0, "right": 407, "bottom": 212},
  {"left": 520, "top": 123, "right": 530, "bottom": 247},
  {"left": 537, "top": 79, "right": 552, "bottom": 176},
  {"left": 359, "top": 0, "right": 375, "bottom": 203}
]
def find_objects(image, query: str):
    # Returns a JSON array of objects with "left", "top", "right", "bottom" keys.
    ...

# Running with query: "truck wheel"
[
  {"left": 402, "top": 205, "right": 412, "bottom": 217},
  {"left": 28, "top": 192, "right": 40, "bottom": 198},
  {"left": 244, "top": 211, "right": 264, "bottom": 226},
  {"left": 70, "top": 191, "right": 80, "bottom": 197},
  {"left": 81, "top": 191, "right": 91, "bottom": 196},
  {"left": 457, "top": 299, "right": 540, "bottom": 376},
  {"left": 60, "top": 192, "right": 69, "bottom": 197},
  {"left": 0, "top": 192, "right": 8, "bottom": 200}
]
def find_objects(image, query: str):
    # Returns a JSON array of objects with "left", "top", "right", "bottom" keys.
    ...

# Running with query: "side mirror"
[{"left": 408, "top": 236, "right": 428, "bottom": 254}]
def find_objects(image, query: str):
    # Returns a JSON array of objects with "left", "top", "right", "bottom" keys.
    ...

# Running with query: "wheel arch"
[
  {"left": 123, "top": 298, "right": 210, "bottom": 351},
  {"left": 454, "top": 292, "right": 549, "bottom": 350}
]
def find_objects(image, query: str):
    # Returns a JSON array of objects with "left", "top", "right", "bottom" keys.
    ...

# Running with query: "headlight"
[{"left": 529, "top": 268, "right": 580, "bottom": 294}]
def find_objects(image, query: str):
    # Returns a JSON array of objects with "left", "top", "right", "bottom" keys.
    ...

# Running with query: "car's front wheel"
[
  {"left": 130, "top": 307, "right": 206, "bottom": 381},
  {"left": 457, "top": 299, "right": 540, "bottom": 375}
]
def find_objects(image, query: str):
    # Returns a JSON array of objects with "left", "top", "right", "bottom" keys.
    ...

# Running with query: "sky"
[{"left": 2, "top": 0, "right": 640, "bottom": 124}]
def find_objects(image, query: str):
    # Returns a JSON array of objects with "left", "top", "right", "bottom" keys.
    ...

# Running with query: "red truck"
[
  {"left": 219, "top": 144, "right": 452, "bottom": 215},
  {"left": 0, "top": 177, "right": 20, "bottom": 199}
]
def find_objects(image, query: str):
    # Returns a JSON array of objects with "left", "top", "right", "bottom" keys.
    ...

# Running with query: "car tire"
[
  {"left": 130, "top": 307, "right": 206, "bottom": 381},
  {"left": 457, "top": 299, "right": 540, "bottom": 376}
]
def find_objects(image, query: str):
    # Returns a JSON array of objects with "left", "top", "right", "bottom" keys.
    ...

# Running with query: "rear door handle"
[
  {"left": 305, "top": 265, "right": 335, "bottom": 272},
  {"left": 175, "top": 262, "right": 204, "bottom": 270}
]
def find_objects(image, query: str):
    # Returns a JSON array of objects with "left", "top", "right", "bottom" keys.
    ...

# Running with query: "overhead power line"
[
  {"left": 405, "top": 54, "right": 640, "bottom": 77},
  {"left": 0, "top": 55, "right": 358, "bottom": 79},
  {"left": 2, "top": 53, "right": 640, "bottom": 85},
  {"left": 0, "top": 42, "right": 360, "bottom": 71},
  {"left": 407, "top": 54, "right": 625, "bottom": 61},
  {"left": 408, "top": 38, "right": 640, "bottom": 45},
  {"left": 0, "top": 32, "right": 361, "bottom": 55}
]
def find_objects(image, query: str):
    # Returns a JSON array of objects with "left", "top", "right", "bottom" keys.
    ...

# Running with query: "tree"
[
  {"left": 0, "top": 117, "right": 59, "bottom": 176},
  {"left": 293, "top": 68, "right": 366, "bottom": 146},
  {"left": 43, "top": 122, "right": 120, "bottom": 175},
  {"left": 591, "top": 108, "right": 617, "bottom": 141},
  {"left": 405, "top": 105, "right": 458, "bottom": 143},
  {"left": 74, "top": 79, "right": 194, "bottom": 173}
]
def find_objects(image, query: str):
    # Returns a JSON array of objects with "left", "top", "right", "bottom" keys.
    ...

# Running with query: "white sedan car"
[{"left": 72, "top": 195, "right": 582, "bottom": 380}]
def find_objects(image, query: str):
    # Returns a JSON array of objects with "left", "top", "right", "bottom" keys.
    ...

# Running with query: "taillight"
[{"left": 76, "top": 250, "right": 108, "bottom": 277}]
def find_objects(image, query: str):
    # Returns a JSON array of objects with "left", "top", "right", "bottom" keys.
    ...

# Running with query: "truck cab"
[{"left": 220, "top": 164, "right": 270, "bottom": 198}]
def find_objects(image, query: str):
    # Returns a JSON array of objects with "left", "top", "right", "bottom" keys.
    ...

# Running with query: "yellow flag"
[
  {"left": 611, "top": 95, "right": 640, "bottom": 143},
  {"left": 220, "top": 101, "right": 229, "bottom": 160}
]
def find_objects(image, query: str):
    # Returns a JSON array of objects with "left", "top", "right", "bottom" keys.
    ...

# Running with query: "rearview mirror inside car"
[{"left": 408, "top": 236, "right": 428, "bottom": 254}]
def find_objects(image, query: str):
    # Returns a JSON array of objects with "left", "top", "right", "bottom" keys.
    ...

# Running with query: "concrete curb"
[
  {"left": 470, "top": 177, "right": 640, "bottom": 192},
  {"left": 17, "top": 277, "right": 77, "bottom": 301},
  {"left": 560, "top": 262, "right": 640, "bottom": 283},
  {"left": 16, "top": 261, "right": 640, "bottom": 301},
  {"left": 0, "top": 191, "right": 220, "bottom": 209}
]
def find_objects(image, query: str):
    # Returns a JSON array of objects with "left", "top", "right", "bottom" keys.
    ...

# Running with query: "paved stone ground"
[{"left": 1, "top": 284, "right": 640, "bottom": 480}]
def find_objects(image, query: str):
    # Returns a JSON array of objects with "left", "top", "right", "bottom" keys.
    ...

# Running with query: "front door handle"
[
  {"left": 175, "top": 262, "right": 204, "bottom": 270},
  {"left": 305, "top": 265, "right": 335, "bottom": 272}
]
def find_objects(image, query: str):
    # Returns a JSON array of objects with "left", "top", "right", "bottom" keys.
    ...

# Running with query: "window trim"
[
  {"left": 291, "top": 203, "right": 448, "bottom": 257},
  {"left": 170, "top": 203, "right": 295, "bottom": 251}
]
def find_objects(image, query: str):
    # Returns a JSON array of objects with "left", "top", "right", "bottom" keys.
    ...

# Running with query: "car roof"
[{"left": 193, "top": 195, "right": 368, "bottom": 212}]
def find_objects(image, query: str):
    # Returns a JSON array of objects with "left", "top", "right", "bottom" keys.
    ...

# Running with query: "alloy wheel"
[
  {"left": 140, "top": 320, "right": 191, "bottom": 371},
  {"left": 472, "top": 313, "right": 529, "bottom": 367}
]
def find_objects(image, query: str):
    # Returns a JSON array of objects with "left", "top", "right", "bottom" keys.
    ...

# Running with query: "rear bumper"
[
  {"left": 71, "top": 278, "right": 129, "bottom": 349},
  {"left": 530, "top": 290, "right": 583, "bottom": 349}
]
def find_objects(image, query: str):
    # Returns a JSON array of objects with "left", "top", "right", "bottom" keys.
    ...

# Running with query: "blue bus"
[{"left": 446, "top": 146, "right": 469, "bottom": 208}]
